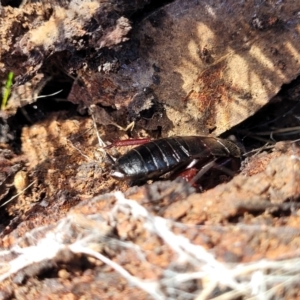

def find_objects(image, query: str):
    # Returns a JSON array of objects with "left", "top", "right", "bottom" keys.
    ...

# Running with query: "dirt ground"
[{"left": 1, "top": 0, "right": 300, "bottom": 299}]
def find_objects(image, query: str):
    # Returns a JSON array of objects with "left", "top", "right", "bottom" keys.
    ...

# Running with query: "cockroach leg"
[
  {"left": 175, "top": 167, "right": 199, "bottom": 183},
  {"left": 214, "top": 158, "right": 240, "bottom": 177},
  {"left": 185, "top": 158, "right": 200, "bottom": 169},
  {"left": 189, "top": 157, "right": 240, "bottom": 186},
  {"left": 189, "top": 159, "right": 217, "bottom": 185}
]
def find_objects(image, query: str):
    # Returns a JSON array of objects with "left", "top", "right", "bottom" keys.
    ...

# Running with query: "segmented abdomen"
[{"left": 112, "top": 136, "right": 241, "bottom": 180}]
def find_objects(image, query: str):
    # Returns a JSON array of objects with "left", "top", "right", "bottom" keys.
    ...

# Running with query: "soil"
[{"left": 1, "top": 0, "right": 300, "bottom": 299}]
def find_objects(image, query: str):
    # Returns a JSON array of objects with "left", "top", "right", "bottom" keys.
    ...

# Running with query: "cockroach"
[{"left": 110, "top": 136, "right": 242, "bottom": 183}]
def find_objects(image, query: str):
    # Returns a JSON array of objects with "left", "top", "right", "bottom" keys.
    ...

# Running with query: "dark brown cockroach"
[{"left": 110, "top": 136, "right": 242, "bottom": 182}]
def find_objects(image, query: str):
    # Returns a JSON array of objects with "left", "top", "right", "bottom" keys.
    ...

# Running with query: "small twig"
[
  {"left": 18, "top": 89, "right": 63, "bottom": 101},
  {"left": 70, "top": 243, "right": 164, "bottom": 300},
  {"left": 245, "top": 102, "right": 300, "bottom": 130},
  {"left": 90, "top": 111, "right": 106, "bottom": 148},
  {"left": 67, "top": 141, "right": 91, "bottom": 161},
  {"left": 107, "top": 120, "right": 136, "bottom": 132},
  {"left": 246, "top": 126, "right": 300, "bottom": 136},
  {"left": 242, "top": 143, "right": 274, "bottom": 157},
  {"left": 0, "top": 180, "right": 36, "bottom": 207}
]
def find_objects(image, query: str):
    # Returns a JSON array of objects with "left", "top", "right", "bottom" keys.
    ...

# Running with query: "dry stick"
[
  {"left": 0, "top": 180, "right": 36, "bottom": 207},
  {"left": 67, "top": 126, "right": 94, "bottom": 141},
  {"left": 243, "top": 137, "right": 300, "bottom": 157},
  {"left": 88, "top": 105, "right": 137, "bottom": 165},
  {"left": 260, "top": 126, "right": 300, "bottom": 134},
  {"left": 18, "top": 89, "right": 63, "bottom": 123},
  {"left": 240, "top": 125, "right": 300, "bottom": 146},
  {"left": 242, "top": 142, "right": 274, "bottom": 157},
  {"left": 111, "top": 120, "right": 135, "bottom": 132},
  {"left": 68, "top": 141, "right": 91, "bottom": 161},
  {"left": 69, "top": 244, "right": 164, "bottom": 300},
  {"left": 18, "top": 89, "right": 63, "bottom": 102},
  {"left": 90, "top": 110, "right": 106, "bottom": 148}
]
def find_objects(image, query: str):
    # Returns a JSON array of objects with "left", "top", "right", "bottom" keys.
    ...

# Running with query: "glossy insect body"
[{"left": 111, "top": 136, "right": 241, "bottom": 181}]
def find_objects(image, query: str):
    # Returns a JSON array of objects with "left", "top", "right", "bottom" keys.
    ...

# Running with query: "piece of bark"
[{"left": 71, "top": 0, "right": 300, "bottom": 135}]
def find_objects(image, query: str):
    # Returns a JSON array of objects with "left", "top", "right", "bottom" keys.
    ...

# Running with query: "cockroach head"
[
  {"left": 110, "top": 169, "right": 126, "bottom": 180},
  {"left": 110, "top": 163, "right": 127, "bottom": 180},
  {"left": 227, "top": 135, "right": 245, "bottom": 155}
]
